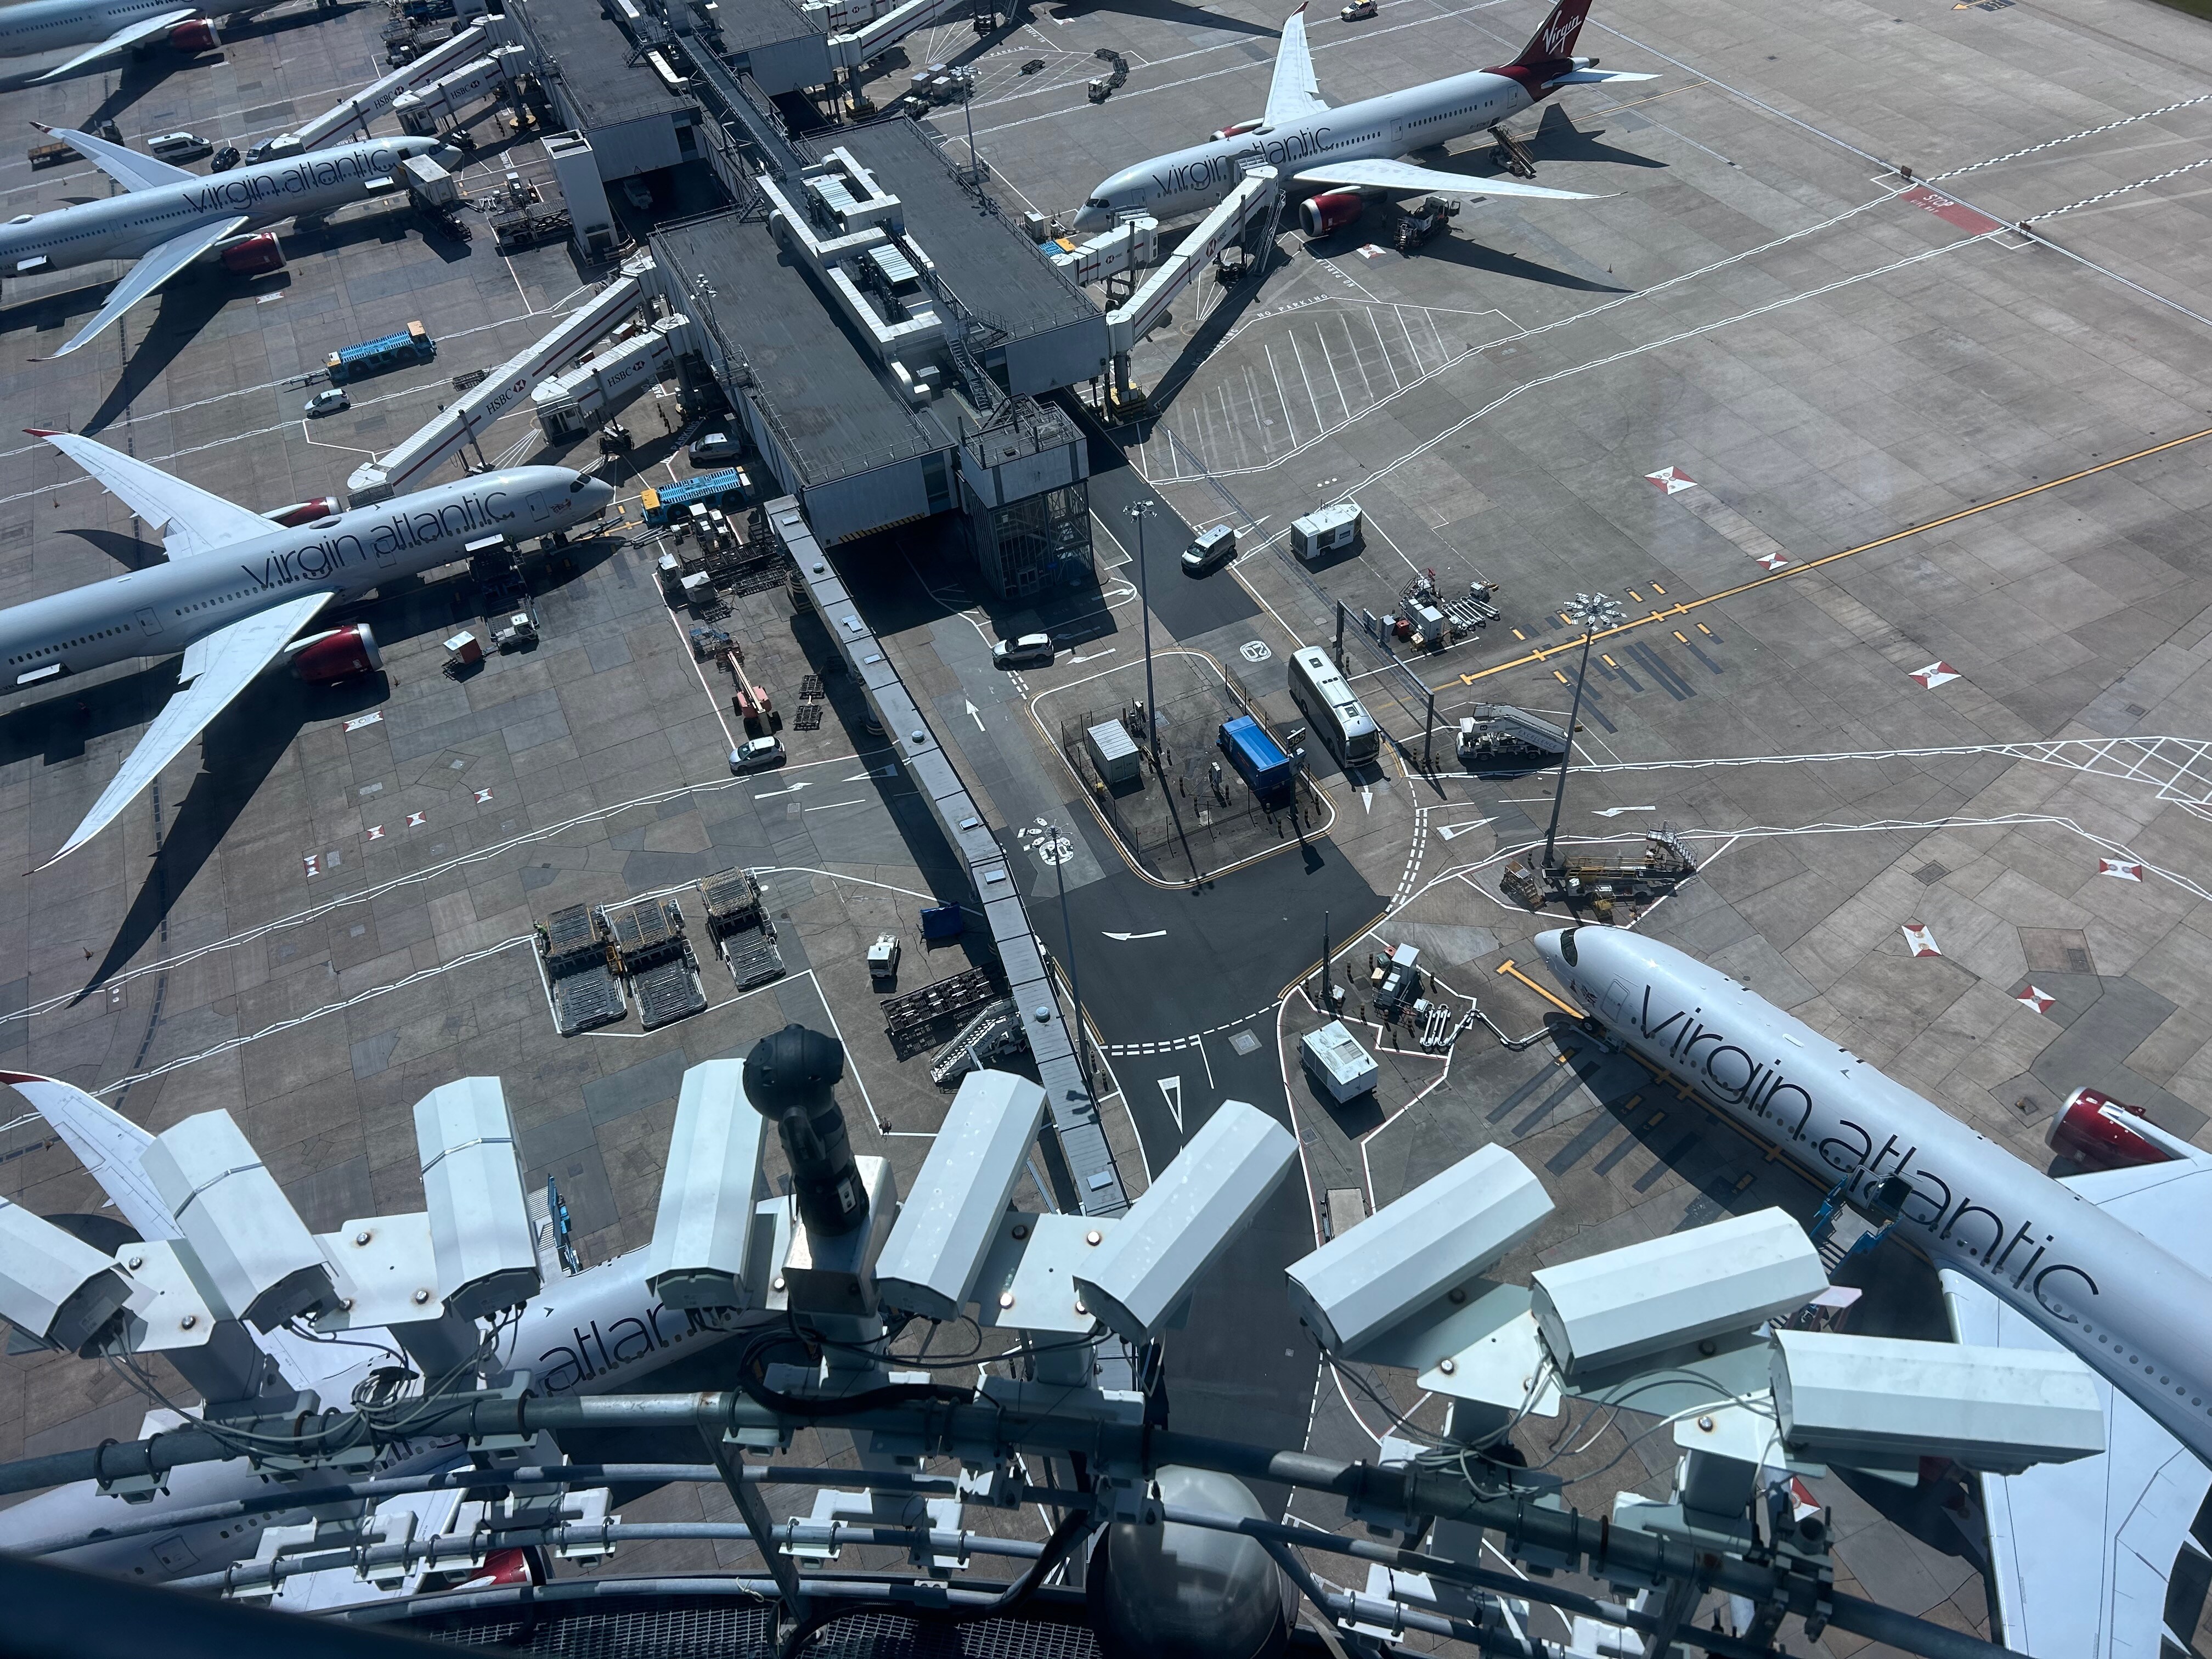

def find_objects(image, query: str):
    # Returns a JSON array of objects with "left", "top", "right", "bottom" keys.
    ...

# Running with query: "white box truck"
[{"left": 1291, "top": 501, "right": 1361, "bottom": 562}]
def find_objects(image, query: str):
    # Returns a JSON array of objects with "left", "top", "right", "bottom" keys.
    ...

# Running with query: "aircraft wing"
[
  {"left": 30, "top": 123, "right": 198, "bottom": 192},
  {"left": 1546, "top": 69, "right": 1658, "bottom": 85},
  {"left": 32, "top": 430, "right": 273, "bottom": 558},
  {"left": 31, "top": 12, "right": 202, "bottom": 83},
  {"left": 47, "top": 213, "right": 250, "bottom": 360},
  {"left": 0, "top": 1071, "right": 176, "bottom": 1240},
  {"left": 1263, "top": 4, "right": 1327, "bottom": 128},
  {"left": 1942, "top": 1156, "right": 2212, "bottom": 1657},
  {"left": 1291, "top": 156, "right": 1599, "bottom": 201},
  {"left": 36, "top": 589, "right": 332, "bottom": 870}
]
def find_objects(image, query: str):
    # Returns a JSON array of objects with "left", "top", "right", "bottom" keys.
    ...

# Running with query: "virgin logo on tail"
[{"left": 1541, "top": 15, "right": 1575, "bottom": 53}]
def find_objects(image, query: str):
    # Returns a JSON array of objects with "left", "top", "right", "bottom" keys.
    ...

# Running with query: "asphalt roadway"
[{"left": 1015, "top": 810, "right": 1386, "bottom": 1469}]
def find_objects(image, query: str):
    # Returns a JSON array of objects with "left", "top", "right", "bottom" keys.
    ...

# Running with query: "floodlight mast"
[{"left": 1539, "top": 591, "right": 1623, "bottom": 884}]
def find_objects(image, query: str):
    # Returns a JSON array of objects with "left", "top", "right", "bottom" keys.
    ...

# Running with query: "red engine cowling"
[
  {"left": 221, "top": 232, "right": 284, "bottom": 275},
  {"left": 2049, "top": 1086, "right": 2175, "bottom": 1171},
  {"left": 1210, "top": 119, "right": 1263, "bottom": 142},
  {"left": 1299, "top": 191, "right": 1364, "bottom": 236},
  {"left": 289, "top": 625, "right": 383, "bottom": 682},
  {"left": 168, "top": 16, "right": 219, "bottom": 50},
  {"left": 263, "top": 496, "right": 340, "bottom": 527}
]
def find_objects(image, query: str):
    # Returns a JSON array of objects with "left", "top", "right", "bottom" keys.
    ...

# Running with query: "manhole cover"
[
  {"left": 1228, "top": 1029, "right": 1262, "bottom": 1056},
  {"left": 1240, "top": 640, "right": 1273, "bottom": 663}
]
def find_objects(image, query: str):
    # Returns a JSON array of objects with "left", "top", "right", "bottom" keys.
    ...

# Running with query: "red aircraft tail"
[{"left": 1510, "top": 0, "right": 1592, "bottom": 66}]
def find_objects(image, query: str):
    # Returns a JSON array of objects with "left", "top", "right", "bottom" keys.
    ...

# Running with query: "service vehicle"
[
  {"left": 1217, "top": 713, "right": 1294, "bottom": 797},
  {"left": 729, "top": 735, "right": 786, "bottom": 773},
  {"left": 303, "top": 388, "right": 351, "bottom": 416},
  {"left": 325, "top": 320, "right": 436, "bottom": 384},
  {"left": 687, "top": 431, "right": 742, "bottom": 465},
  {"left": 1286, "top": 646, "right": 1379, "bottom": 766},
  {"left": 1181, "top": 522, "right": 1235, "bottom": 573},
  {"left": 145, "top": 131, "right": 212, "bottom": 162},
  {"left": 992, "top": 633, "right": 1054, "bottom": 669}
]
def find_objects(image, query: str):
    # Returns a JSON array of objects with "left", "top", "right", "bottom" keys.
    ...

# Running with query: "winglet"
[{"left": 23, "top": 428, "right": 62, "bottom": 438}]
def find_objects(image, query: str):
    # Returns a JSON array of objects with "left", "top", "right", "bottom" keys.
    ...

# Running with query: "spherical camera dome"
[{"left": 1086, "top": 1467, "right": 1289, "bottom": 1659}]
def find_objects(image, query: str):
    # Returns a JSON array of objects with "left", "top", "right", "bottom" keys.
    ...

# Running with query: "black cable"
[
  {"left": 732, "top": 1325, "right": 971, "bottom": 1419},
  {"left": 771, "top": 1503, "right": 1096, "bottom": 1659}
]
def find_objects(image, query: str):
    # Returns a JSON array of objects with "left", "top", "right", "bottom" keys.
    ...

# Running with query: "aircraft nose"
[
  {"left": 1532, "top": 928, "right": 1567, "bottom": 981},
  {"left": 584, "top": 477, "right": 616, "bottom": 514},
  {"left": 1070, "top": 205, "right": 1109, "bottom": 235}
]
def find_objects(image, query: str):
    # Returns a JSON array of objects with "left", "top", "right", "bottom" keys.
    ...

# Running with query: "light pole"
[
  {"left": 1048, "top": 826, "right": 1090, "bottom": 1096},
  {"left": 1539, "top": 591, "right": 1624, "bottom": 882},
  {"left": 1125, "top": 500, "right": 1157, "bottom": 755},
  {"left": 957, "top": 69, "right": 984, "bottom": 187}
]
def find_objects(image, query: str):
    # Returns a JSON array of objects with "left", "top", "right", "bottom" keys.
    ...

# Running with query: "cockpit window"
[
  {"left": 1559, "top": 927, "right": 1578, "bottom": 967},
  {"left": 571, "top": 478, "right": 588, "bottom": 492},
  {"left": 1085, "top": 196, "right": 1110, "bottom": 208}
]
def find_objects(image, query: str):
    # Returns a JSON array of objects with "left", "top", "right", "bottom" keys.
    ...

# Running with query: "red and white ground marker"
[
  {"left": 1645, "top": 465, "right": 1697, "bottom": 495},
  {"left": 2099, "top": 858, "right": 2146, "bottom": 882},
  {"left": 1901, "top": 921, "right": 1942, "bottom": 956},
  {"left": 407, "top": 810, "right": 428, "bottom": 829},
  {"left": 1755, "top": 551, "right": 1790, "bottom": 571},
  {"left": 366, "top": 824, "right": 385, "bottom": 842},
  {"left": 473, "top": 787, "right": 494, "bottom": 804},
  {"left": 1356, "top": 243, "right": 1386, "bottom": 260},
  {"left": 2016, "top": 984, "right": 2056, "bottom": 1014},
  {"left": 343, "top": 712, "right": 383, "bottom": 733},
  {"left": 303, "top": 853, "right": 321, "bottom": 878},
  {"left": 1787, "top": 1476, "right": 1822, "bottom": 1523},
  {"left": 1911, "top": 662, "right": 1961, "bottom": 689}
]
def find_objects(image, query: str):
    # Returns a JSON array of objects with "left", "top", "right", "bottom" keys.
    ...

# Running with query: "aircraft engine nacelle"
[
  {"left": 264, "top": 496, "right": 340, "bottom": 527},
  {"left": 1299, "top": 191, "right": 1364, "bottom": 237},
  {"left": 219, "top": 232, "right": 284, "bottom": 275},
  {"left": 1211, "top": 119, "right": 1263, "bottom": 142},
  {"left": 289, "top": 624, "right": 383, "bottom": 681},
  {"left": 2049, "top": 1086, "right": 2176, "bottom": 1172},
  {"left": 169, "top": 16, "right": 220, "bottom": 50}
]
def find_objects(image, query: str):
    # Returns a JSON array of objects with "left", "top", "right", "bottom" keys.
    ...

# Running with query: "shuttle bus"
[{"left": 1287, "top": 646, "right": 1380, "bottom": 766}]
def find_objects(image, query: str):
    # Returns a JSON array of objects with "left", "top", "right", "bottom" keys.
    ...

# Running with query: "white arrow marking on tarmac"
[
  {"left": 1102, "top": 929, "right": 1167, "bottom": 941},
  {"left": 964, "top": 699, "right": 986, "bottom": 732},
  {"left": 1361, "top": 785, "right": 1373, "bottom": 813},
  {"left": 754, "top": 781, "right": 814, "bottom": 798},
  {"left": 1071, "top": 647, "right": 1118, "bottom": 664},
  {"left": 1158, "top": 1075, "right": 1184, "bottom": 1132},
  {"left": 1593, "top": 805, "right": 1656, "bottom": 817},
  {"left": 1435, "top": 817, "right": 1494, "bottom": 840}
]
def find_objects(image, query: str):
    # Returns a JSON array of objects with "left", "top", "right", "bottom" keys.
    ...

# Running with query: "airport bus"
[{"left": 1287, "top": 646, "right": 1380, "bottom": 767}]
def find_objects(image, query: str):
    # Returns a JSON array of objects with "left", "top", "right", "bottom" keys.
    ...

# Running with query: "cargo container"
[
  {"left": 640, "top": 467, "right": 749, "bottom": 526},
  {"left": 326, "top": 321, "right": 435, "bottom": 383},
  {"left": 1217, "top": 713, "right": 1293, "bottom": 797},
  {"left": 1301, "top": 1020, "right": 1378, "bottom": 1104}
]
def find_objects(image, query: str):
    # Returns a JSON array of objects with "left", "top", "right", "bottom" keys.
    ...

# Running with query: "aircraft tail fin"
[{"left": 1510, "top": 0, "right": 1593, "bottom": 66}]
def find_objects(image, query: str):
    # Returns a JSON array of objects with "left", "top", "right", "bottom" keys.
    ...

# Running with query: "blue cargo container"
[
  {"left": 325, "top": 320, "right": 435, "bottom": 384},
  {"left": 1218, "top": 714, "right": 1293, "bottom": 797},
  {"left": 641, "top": 467, "right": 749, "bottom": 526}
]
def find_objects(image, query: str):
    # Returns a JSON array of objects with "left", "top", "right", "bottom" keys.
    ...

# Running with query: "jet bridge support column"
[{"left": 1102, "top": 168, "right": 1278, "bottom": 417}]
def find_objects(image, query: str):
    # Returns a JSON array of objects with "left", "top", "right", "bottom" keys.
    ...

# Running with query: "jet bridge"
[
  {"left": 347, "top": 253, "right": 658, "bottom": 503},
  {"left": 531, "top": 314, "right": 695, "bottom": 439},
  {"left": 253, "top": 21, "right": 516, "bottom": 158},
  {"left": 808, "top": 0, "right": 975, "bottom": 75},
  {"left": 1103, "top": 167, "right": 1279, "bottom": 411},
  {"left": 392, "top": 44, "right": 529, "bottom": 134}
]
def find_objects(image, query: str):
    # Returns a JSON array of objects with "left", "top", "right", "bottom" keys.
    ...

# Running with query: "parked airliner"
[
  {"left": 1538, "top": 924, "right": 2212, "bottom": 1657},
  {"left": 2, "top": 126, "right": 451, "bottom": 358},
  {"left": 1071, "top": 0, "right": 1650, "bottom": 236},
  {"left": 0, "top": 0, "right": 258, "bottom": 83},
  {"left": 6, "top": 431, "right": 612, "bottom": 868}
]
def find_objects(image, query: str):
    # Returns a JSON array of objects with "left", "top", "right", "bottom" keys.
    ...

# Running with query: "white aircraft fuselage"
[
  {"left": 1538, "top": 926, "right": 2212, "bottom": 1468},
  {"left": 1074, "top": 66, "right": 1541, "bottom": 233},
  {"left": 0, "top": 134, "right": 442, "bottom": 280},
  {"left": 0, "top": 467, "right": 611, "bottom": 686}
]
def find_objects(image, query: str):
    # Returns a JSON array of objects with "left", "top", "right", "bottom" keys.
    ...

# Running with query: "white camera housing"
[
  {"left": 1773, "top": 1330, "right": 2104, "bottom": 1474},
  {"left": 0, "top": 1195, "right": 136, "bottom": 1353},
  {"left": 1074, "top": 1100, "right": 1296, "bottom": 1344},
  {"left": 646, "top": 1060, "right": 772, "bottom": 1310},
  {"left": 1531, "top": 1207, "right": 1825, "bottom": 1376},
  {"left": 414, "top": 1077, "right": 540, "bottom": 1320},
  {"left": 1286, "top": 1143, "right": 1551, "bottom": 1355},
  {"left": 877, "top": 1070, "right": 1046, "bottom": 1321},
  {"left": 143, "top": 1110, "right": 334, "bottom": 1331}
]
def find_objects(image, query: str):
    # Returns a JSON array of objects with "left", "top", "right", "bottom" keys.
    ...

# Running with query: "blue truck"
[
  {"left": 325, "top": 320, "right": 435, "bottom": 384},
  {"left": 641, "top": 467, "right": 751, "bottom": 527},
  {"left": 1218, "top": 714, "right": 1293, "bottom": 797}
]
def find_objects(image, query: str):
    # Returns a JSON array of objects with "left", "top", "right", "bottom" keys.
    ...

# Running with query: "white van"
[{"left": 1181, "top": 522, "right": 1237, "bottom": 573}]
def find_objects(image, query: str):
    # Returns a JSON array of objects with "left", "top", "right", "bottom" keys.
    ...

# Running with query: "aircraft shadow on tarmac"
[
  {"left": 61, "top": 527, "right": 165, "bottom": 572},
  {"left": 1041, "top": 0, "right": 1279, "bottom": 39},
  {"left": 1528, "top": 104, "right": 1668, "bottom": 170},
  {"left": 1140, "top": 234, "right": 1284, "bottom": 424}
]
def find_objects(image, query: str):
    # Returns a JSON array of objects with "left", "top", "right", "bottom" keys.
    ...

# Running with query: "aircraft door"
[
  {"left": 1600, "top": 978, "right": 1630, "bottom": 1023},
  {"left": 134, "top": 607, "right": 162, "bottom": 637}
]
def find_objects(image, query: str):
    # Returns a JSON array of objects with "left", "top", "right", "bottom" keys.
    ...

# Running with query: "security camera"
[
  {"left": 878, "top": 1070, "right": 1046, "bottom": 1321},
  {"left": 142, "top": 1111, "right": 335, "bottom": 1331},
  {"left": 1531, "top": 1207, "right": 1826, "bottom": 1376},
  {"left": 646, "top": 1060, "right": 772, "bottom": 1310},
  {"left": 0, "top": 1195, "right": 136, "bottom": 1354},
  {"left": 415, "top": 1078, "right": 540, "bottom": 1320},
  {"left": 1773, "top": 1330, "right": 2104, "bottom": 1475},
  {"left": 1074, "top": 1101, "right": 1297, "bottom": 1345},
  {"left": 1286, "top": 1143, "right": 1552, "bottom": 1357}
]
